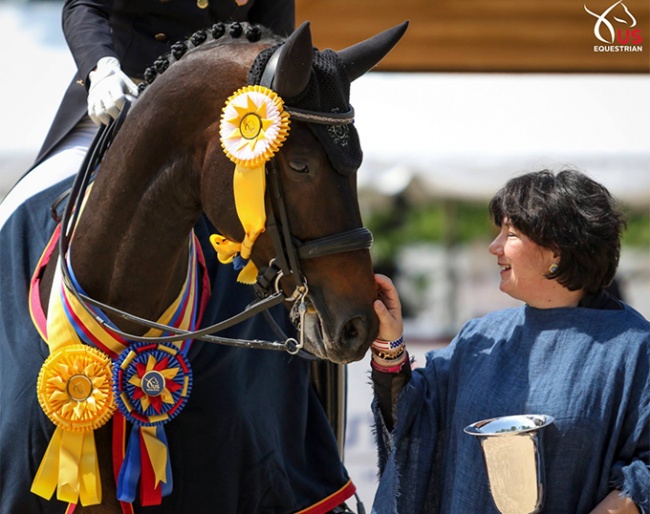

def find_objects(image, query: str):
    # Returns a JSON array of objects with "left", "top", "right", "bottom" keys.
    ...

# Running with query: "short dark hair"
[{"left": 488, "top": 169, "right": 626, "bottom": 294}]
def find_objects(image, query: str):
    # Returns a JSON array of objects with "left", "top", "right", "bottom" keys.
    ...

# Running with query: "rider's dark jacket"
[{"left": 35, "top": 0, "right": 295, "bottom": 166}]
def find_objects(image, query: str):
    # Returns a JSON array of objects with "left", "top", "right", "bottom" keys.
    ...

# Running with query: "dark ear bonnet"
[{"left": 248, "top": 44, "right": 360, "bottom": 175}]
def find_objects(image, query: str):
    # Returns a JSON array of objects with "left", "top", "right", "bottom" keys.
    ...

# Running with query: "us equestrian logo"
[{"left": 584, "top": 0, "right": 643, "bottom": 52}]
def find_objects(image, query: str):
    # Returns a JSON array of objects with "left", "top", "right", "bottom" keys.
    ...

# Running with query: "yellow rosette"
[
  {"left": 31, "top": 344, "right": 115, "bottom": 506},
  {"left": 215, "top": 84, "right": 290, "bottom": 283}
]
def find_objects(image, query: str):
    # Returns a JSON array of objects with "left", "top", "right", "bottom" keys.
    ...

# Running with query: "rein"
[{"left": 56, "top": 96, "right": 372, "bottom": 356}]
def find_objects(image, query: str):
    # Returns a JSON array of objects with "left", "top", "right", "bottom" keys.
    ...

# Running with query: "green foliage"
[
  {"left": 366, "top": 198, "right": 650, "bottom": 267},
  {"left": 622, "top": 208, "right": 650, "bottom": 247},
  {"left": 365, "top": 199, "right": 492, "bottom": 265}
]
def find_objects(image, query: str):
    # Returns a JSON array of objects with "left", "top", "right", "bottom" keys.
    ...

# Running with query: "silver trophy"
[{"left": 464, "top": 414, "right": 554, "bottom": 514}]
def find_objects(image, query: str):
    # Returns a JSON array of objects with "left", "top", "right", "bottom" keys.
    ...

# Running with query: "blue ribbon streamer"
[
  {"left": 117, "top": 425, "right": 174, "bottom": 503},
  {"left": 117, "top": 425, "right": 142, "bottom": 503},
  {"left": 233, "top": 255, "right": 249, "bottom": 271}
]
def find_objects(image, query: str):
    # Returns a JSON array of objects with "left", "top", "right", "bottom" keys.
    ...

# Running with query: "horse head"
[
  {"left": 65, "top": 21, "right": 407, "bottom": 368},
  {"left": 201, "top": 21, "right": 408, "bottom": 363}
]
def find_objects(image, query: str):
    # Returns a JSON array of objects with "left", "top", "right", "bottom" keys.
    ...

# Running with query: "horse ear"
[
  {"left": 272, "top": 21, "right": 314, "bottom": 99},
  {"left": 338, "top": 21, "right": 409, "bottom": 82}
]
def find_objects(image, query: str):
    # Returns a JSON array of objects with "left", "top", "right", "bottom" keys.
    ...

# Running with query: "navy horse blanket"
[{"left": 0, "top": 169, "right": 352, "bottom": 513}]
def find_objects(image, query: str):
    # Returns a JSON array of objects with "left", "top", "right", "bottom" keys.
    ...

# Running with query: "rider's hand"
[
  {"left": 87, "top": 57, "right": 139, "bottom": 125},
  {"left": 373, "top": 274, "right": 404, "bottom": 342}
]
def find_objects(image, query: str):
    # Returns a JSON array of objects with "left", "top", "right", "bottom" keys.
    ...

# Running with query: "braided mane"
[{"left": 137, "top": 22, "right": 283, "bottom": 93}]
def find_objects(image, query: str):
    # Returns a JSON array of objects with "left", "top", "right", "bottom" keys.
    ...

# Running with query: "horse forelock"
[{"left": 137, "top": 22, "right": 283, "bottom": 94}]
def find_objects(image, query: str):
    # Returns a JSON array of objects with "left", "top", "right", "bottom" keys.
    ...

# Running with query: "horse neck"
[
  {"left": 68, "top": 131, "right": 200, "bottom": 329},
  {"left": 68, "top": 89, "right": 220, "bottom": 332},
  {"left": 66, "top": 42, "right": 265, "bottom": 330}
]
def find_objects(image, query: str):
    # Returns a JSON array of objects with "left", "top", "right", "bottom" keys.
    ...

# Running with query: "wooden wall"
[{"left": 296, "top": 0, "right": 650, "bottom": 73}]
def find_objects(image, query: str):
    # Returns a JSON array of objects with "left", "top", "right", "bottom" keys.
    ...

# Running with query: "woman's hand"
[
  {"left": 373, "top": 274, "right": 404, "bottom": 342},
  {"left": 589, "top": 490, "right": 639, "bottom": 514}
]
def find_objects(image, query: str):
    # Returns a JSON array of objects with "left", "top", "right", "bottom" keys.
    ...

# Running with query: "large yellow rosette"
[
  {"left": 215, "top": 85, "right": 290, "bottom": 284},
  {"left": 31, "top": 344, "right": 115, "bottom": 506}
]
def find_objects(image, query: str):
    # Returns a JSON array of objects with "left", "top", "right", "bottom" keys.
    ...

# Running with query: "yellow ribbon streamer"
[
  {"left": 57, "top": 429, "right": 84, "bottom": 503},
  {"left": 141, "top": 426, "right": 168, "bottom": 487},
  {"left": 31, "top": 425, "right": 63, "bottom": 500},
  {"left": 78, "top": 431, "right": 101, "bottom": 504},
  {"left": 30, "top": 429, "right": 101, "bottom": 506},
  {"left": 216, "top": 85, "right": 290, "bottom": 283},
  {"left": 209, "top": 234, "right": 259, "bottom": 284},
  {"left": 233, "top": 164, "right": 266, "bottom": 260},
  {"left": 209, "top": 234, "right": 240, "bottom": 265}
]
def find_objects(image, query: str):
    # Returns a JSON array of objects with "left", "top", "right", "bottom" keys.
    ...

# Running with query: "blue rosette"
[{"left": 112, "top": 342, "right": 193, "bottom": 505}]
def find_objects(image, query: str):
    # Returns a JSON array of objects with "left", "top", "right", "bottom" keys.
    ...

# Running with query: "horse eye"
[{"left": 289, "top": 161, "right": 309, "bottom": 174}]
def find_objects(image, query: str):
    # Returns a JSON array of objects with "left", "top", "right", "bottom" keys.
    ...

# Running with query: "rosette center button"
[
  {"left": 67, "top": 374, "right": 93, "bottom": 402},
  {"left": 240, "top": 113, "right": 262, "bottom": 140},
  {"left": 142, "top": 370, "right": 165, "bottom": 397}
]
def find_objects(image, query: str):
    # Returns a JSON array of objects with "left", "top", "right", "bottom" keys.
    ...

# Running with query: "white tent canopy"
[{"left": 351, "top": 72, "right": 650, "bottom": 207}]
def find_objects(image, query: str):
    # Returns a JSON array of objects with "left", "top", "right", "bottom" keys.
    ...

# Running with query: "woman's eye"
[{"left": 290, "top": 161, "right": 309, "bottom": 174}]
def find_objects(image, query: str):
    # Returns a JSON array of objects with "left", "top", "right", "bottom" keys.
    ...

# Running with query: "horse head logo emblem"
[
  {"left": 142, "top": 370, "right": 165, "bottom": 397},
  {"left": 584, "top": 0, "right": 638, "bottom": 44}
]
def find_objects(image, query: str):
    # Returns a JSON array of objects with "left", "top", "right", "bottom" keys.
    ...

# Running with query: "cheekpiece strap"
[{"left": 259, "top": 46, "right": 281, "bottom": 89}]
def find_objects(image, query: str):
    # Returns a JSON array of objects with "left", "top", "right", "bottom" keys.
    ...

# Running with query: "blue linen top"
[{"left": 372, "top": 304, "right": 650, "bottom": 513}]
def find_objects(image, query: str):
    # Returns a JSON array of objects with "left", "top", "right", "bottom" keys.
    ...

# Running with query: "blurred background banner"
[
  {"left": 2, "top": 0, "right": 648, "bottom": 508},
  {"left": 297, "top": 0, "right": 650, "bottom": 72}
]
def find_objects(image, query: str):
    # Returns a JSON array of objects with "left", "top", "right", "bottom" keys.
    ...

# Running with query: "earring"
[{"left": 548, "top": 263, "right": 559, "bottom": 274}]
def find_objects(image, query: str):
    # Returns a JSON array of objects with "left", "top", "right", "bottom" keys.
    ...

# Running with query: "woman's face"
[{"left": 488, "top": 220, "right": 557, "bottom": 306}]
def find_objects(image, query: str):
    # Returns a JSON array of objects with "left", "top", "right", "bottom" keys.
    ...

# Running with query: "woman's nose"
[{"left": 488, "top": 235, "right": 502, "bottom": 255}]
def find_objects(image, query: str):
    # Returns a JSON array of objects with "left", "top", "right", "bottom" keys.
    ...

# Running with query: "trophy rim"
[{"left": 463, "top": 414, "right": 555, "bottom": 437}]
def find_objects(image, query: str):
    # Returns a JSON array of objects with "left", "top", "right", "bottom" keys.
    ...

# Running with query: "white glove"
[{"left": 87, "top": 57, "right": 139, "bottom": 125}]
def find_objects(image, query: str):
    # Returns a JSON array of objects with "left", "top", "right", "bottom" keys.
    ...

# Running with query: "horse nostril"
[
  {"left": 343, "top": 320, "right": 358, "bottom": 340},
  {"left": 341, "top": 316, "right": 368, "bottom": 349}
]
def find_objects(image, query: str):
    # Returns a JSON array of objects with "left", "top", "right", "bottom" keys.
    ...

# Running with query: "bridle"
[
  {"left": 56, "top": 49, "right": 373, "bottom": 355},
  {"left": 253, "top": 41, "right": 372, "bottom": 307}
]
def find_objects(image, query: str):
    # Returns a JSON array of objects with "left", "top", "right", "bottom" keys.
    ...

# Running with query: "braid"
[{"left": 137, "top": 22, "right": 280, "bottom": 94}]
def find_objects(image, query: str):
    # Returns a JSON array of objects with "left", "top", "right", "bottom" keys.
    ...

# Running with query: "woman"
[{"left": 371, "top": 169, "right": 649, "bottom": 513}]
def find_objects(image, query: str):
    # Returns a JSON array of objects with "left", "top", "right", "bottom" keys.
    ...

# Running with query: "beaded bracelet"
[
  {"left": 372, "top": 335, "right": 404, "bottom": 351},
  {"left": 371, "top": 335, "right": 407, "bottom": 373},
  {"left": 371, "top": 347, "right": 405, "bottom": 361}
]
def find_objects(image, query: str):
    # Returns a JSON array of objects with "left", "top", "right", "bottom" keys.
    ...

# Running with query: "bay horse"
[{"left": 0, "top": 20, "right": 407, "bottom": 514}]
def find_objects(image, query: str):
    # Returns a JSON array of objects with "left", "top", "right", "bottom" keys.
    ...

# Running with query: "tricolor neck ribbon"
[
  {"left": 31, "top": 232, "right": 205, "bottom": 509},
  {"left": 60, "top": 234, "right": 201, "bottom": 357},
  {"left": 212, "top": 85, "right": 290, "bottom": 284},
  {"left": 111, "top": 236, "right": 200, "bottom": 506}
]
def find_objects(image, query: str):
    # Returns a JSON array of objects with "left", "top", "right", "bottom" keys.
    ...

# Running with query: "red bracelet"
[{"left": 371, "top": 352, "right": 408, "bottom": 374}]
